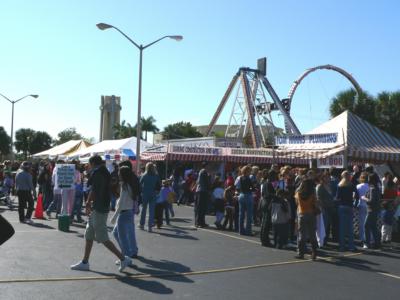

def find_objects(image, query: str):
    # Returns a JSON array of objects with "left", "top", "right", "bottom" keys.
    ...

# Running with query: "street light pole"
[
  {"left": 0, "top": 93, "right": 39, "bottom": 161},
  {"left": 136, "top": 47, "right": 143, "bottom": 174},
  {"left": 96, "top": 22, "right": 182, "bottom": 174}
]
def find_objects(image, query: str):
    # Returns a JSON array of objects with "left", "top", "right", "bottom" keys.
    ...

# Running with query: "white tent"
[
  {"left": 70, "top": 137, "right": 153, "bottom": 160},
  {"left": 275, "top": 110, "right": 400, "bottom": 163},
  {"left": 32, "top": 140, "right": 91, "bottom": 159}
]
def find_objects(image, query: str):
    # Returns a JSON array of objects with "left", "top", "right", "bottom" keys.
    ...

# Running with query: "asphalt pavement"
[{"left": 1, "top": 200, "right": 399, "bottom": 300}]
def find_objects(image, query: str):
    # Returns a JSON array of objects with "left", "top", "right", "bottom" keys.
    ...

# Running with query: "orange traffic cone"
[{"left": 34, "top": 193, "right": 45, "bottom": 219}]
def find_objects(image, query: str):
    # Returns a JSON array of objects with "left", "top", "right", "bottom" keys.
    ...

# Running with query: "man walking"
[
  {"left": 15, "top": 161, "right": 35, "bottom": 224},
  {"left": 70, "top": 155, "right": 133, "bottom": 272}
]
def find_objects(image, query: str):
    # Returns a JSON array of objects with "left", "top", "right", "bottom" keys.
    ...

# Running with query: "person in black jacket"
[{"left": 260, "top": 169, "right": 278, "bottom": 245}]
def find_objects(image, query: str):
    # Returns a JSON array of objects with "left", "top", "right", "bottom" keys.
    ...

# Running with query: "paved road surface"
[{"left": 1, "top": 202, "right": 399, "bottom": 300}]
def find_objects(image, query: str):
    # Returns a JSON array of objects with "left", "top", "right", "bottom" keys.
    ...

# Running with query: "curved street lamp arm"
[
  {"left": 14, "top": 95, "right": 34, "bottom": 104},
  {"left": 143, "top": 36, "right": 170, "bottom": 49},
  {"left": 112, "top": 26, "right": 141, "bottom": 49},
  {"left": 0, "top": 93, "right": 12, "bottom": 103}
]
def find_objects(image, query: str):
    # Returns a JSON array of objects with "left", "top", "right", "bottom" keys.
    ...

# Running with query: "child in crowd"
[
  {"left": 223, "top": 185, "right": 236, "bottom": 231},
  {"left": 213, "top": 181, "right": 225, "bottom": 229},
  {"left": 155, "top": 180, "right": 173, "bottom": 229},
  {"left": 270, "top": 189, "right": 291, "bottom": 249},
  {"left": 3, "top": 172, "right": 14, "bottom": 205},
  {"left": 381, "top": 200, "right": 395, "bottom": 244}
]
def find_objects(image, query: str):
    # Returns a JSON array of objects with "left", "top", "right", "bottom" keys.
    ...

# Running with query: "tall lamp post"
[
  {"left": 0, "top": 93, "right": 39, "bottom": 160},
  {"left": 96, "top": 22, "right": 182, "bottom": 174}
]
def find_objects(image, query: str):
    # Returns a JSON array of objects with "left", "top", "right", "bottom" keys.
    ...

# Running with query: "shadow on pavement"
[
  {"left": 118, "top": 277, "right": 173, "bottom": 294},
  {"left": 89, "top": 270, "right": 174, "bottom": 295},
  {"left": 170, "top": 217, "right": 192, "bottom": 224},
  {"left": 135, "top": 257, "right": 195, "bottom": 283},
  {"left": 320, "top": 255, "right": 388, "bottom": 274},
  {"left": 26, "top": 222, "right": 55, "bottom": 230},
  {"left": 362, "top": 248, "right": 400, "bottom": 259}
]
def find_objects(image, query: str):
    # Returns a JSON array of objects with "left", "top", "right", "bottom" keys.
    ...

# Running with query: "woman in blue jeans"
[
  {"left": 336, "top": 171, "right": 359, "bottom": 251},
  {"left": 235, "top": 166, "right": 255, "bottom": 236},
  {"left": 364, "top": 175, "right": 381, "bottom": 249},
  {"left": 111, "top": 166, "right": 139, "bottom": 258},
  {"left": 140, "top": 163, "right": 161, "bottom": 232}
]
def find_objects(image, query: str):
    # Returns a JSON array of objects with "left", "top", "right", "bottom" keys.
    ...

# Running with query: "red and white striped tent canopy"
[{"left": 277, "top": 110, "right": 400, "bottom": 163}]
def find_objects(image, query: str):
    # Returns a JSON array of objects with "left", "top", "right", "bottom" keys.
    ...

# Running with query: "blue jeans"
[
  {"left": 71, "top": 191, "right": 83, "bottom": 221},
  {"left": 46, "top": 193, "right": 61, "bottom": 214},
  {"left": 140, "top": 195, "right": 156, "bottom": 228},
  {"left": 358, "top": 205, "right": 368, "bottom": 242},
  {"left": 113, "top": 210, "right": 138, "bottom": 257},
  {"left": 110, "top": 193, "right": 117, "bottom": 210},
  {"left": 239, "top": 193, "right": 253, "bottom": 235},
  {"left": 365, "top": 211, "right": 380, "bottom": 247},
  {"left": 338, "top": 205, "right": 355, "bottom": 250}
]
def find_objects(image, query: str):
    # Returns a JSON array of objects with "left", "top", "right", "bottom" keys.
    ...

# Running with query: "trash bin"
[{"left": 58, "top": 215, "right": 70, "bottom": 232}]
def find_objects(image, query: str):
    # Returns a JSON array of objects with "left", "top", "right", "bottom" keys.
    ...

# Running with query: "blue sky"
[{"left": 0, "top": 0, "right": 399, "bottom": 142}]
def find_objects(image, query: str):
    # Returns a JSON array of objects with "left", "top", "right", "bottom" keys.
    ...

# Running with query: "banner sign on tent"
[
  {"left": 56, "top": 164, "right": 75, "bottom": 189},
  {"left": 226, "top": 148, "right": 274, "bottom": 157},
  {"left": 317, "top": 155, "right": 345, "bottom": 169},
  {"left": 275, "top": 133, "right": 338, "bottom": 145},
  {"left": 169, "top": 145, "right": 223, "bottom": 156}
]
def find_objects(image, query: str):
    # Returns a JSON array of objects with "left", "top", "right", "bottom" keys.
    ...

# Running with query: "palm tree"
[
  {"left": 140, "top": 116, "right": 159, "bottom": 141},
  {"left": 113, "top": 120, "right": 136, "bottom": 139},
  {"left": 329, "top": 88, "right": 376, "bottom": 125}
]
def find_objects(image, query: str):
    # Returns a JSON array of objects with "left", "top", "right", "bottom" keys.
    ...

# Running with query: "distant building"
[{"left": 99, "top": 95, "right": 121, "bottom": 141}]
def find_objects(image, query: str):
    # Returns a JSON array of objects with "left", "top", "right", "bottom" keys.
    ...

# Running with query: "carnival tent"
[
  {"left": 276, "top": 110, "right": 400, "bottom": 163},
  {"left": 70, "top": 137, "right": 153, "bottom": 160},
  {"left": 32, "top": 140, "right": 91, "bottom": 159}
]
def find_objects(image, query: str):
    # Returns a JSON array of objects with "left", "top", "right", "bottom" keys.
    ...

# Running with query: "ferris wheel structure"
[
  {"left": 284, "top": 64, "right": 363, "bottom": 134},
  {"left": 206, "top": 59, "right": 363, "bottom": 148}
]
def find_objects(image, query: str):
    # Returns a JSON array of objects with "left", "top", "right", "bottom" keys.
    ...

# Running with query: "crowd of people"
[
  {"left": 1, "top": 158, "right": 400, "bottom": 267},
  {"left": 189, "top": 163, "right": 400, "bottom": 259}
]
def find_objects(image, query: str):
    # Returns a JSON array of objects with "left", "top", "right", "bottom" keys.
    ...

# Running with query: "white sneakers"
[
  {"left": 71, "top": 256, "right": 133, "bottom": 272},
  {"left": 70, "top": 261, "right": 90, "bottom": 271},
  {"left": 119, "top": 256, "right": 133, "bottom": 272}
]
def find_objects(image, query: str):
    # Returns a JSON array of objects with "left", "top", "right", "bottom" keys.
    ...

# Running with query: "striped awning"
[
  {"left": 345, "top": 111, "right": 400, "bottom": 162},
  {"left": 278, "top": 111, "right": 400, "bottom": 163}
]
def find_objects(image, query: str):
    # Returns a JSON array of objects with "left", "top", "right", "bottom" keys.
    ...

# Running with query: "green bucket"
[{"left": 58, "top": 215, "right": 70, "bottom": 232}]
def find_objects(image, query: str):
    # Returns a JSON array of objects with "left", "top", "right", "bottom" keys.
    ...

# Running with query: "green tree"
[
  {"left": 14, "top": 129, "right": 53, "bottom": 158},
  {"left": 0, "top": 126, "right": 11, "bottom": 159},
  {"left": 113, "top": 120, "right": 137, "bottom": 139},
  {"left": 55, "top": 127, "right": 83, "bottom": 145},
  {"left": 140, "top": 116, "right": 159, "bottom": 141},
  {"left": 330, "top": 88, "right": 376, "bottom": 125},
  {"left": 375, "top": 91, "right": 400, "bottom": 138},
  {"left": 14, "top": 128, "right": 35, "bottom": 158},
  {"left": 30, "top": 131, "right": 53, "bottom": 154},
  {"left": 162, "top": 122, "right": 203, "bottom": 139}
]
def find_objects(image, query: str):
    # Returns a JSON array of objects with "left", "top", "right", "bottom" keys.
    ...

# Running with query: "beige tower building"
[{"left": 99, "top": 95, "right": 121, "bottom": 141}]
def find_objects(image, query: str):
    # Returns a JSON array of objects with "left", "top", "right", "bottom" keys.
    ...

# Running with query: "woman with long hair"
[
  {"left": 139, "top": 163, "right": 161, "bottom": 232},
  {"left": 364, "top": 174, "right": 381, "bottom": 249},
  {"left": 316, "top": 171, "right": 335, "bottom": 246},
  {"left": 235, "top": 165, "right": 255, "bottom": 235},
  {"left": 295, "top": 179, "right": 319, "bottom": 260},
  {"left": 336, "top": 171, "right": 359, "bottom": 251},
  {"left": 111, "top": 166, "right": 140, "bottom": 258},
  {"left": 259, "top": 169, "right": 278, "bottom": 246},
  {"left": 356, "top": 172, "right": 369, "bottom": 244}
]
